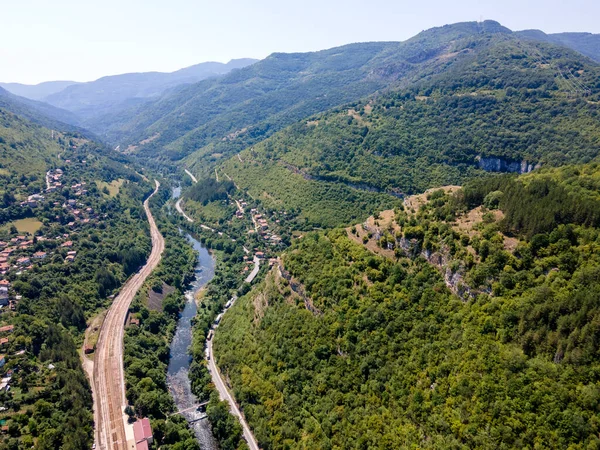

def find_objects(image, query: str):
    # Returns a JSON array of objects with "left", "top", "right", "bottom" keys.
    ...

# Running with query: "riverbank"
[{"left": 166, "top": 232, "right": 218, "bottom": 449}]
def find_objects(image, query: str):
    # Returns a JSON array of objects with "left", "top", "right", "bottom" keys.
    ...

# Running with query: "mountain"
[
  {"left": 42, "top": 58, "right": 259, "bottom": 121},
  {"left": 0, "top": 86, "right": 86, "bottom": 132},
  {"left": 213, "top": 163, "right": 600, "bottom": 449},
  {"left": 92, "top": 20, "right": 515, "bottom": 166},
  {"left": 517, "top": 29, "right": 600, "bottom": 62},
  {"left": 216, "top": 35, "right": 600, "bottom": 227},
  {"left": 0, "top": 80, "right": 79, "bottom": 100}
]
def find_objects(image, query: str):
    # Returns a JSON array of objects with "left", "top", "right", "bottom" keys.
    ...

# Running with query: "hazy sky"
[{"left": 2, "top": 0, "right": 598, "bottom": 84}]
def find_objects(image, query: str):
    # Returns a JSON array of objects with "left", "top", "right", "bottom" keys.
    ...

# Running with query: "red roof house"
[{"left": 133, "top": 418, "right": 153, "bottom": 445}]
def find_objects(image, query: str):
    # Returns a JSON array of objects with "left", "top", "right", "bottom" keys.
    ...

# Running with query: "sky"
[{"left": 1, "top": 0, "right": 598, "bottom": 84}]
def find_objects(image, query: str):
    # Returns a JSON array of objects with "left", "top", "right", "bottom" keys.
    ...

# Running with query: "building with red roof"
[{"left": 133, "top": 418, "right": 153, "bottom": 446}]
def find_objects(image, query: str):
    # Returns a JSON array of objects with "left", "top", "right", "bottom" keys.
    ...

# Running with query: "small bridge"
[{"left": 169, "top": 401, "right": 209, "bottom": 419}]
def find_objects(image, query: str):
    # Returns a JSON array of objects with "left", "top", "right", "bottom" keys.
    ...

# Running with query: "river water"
[{"left": 167, "top": 187, "right": 218, "bottom": 449}]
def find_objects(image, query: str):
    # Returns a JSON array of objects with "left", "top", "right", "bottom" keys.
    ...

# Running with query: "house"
[
  {"left": 65, "top": 255, "right": 75, "bottom": 263},
  {"left": 33, "top": 251, "right": 47, "bottom": 260},
  {"left": 18, "top": 240, "right": 33, "bottom": 249},
  {"left": 61, "top": 241, "right": 73, "bottom": 248},
  {"left": 255, "top": 252, "right": 265, "bottom": 259},
  {"left": 0, "top": 264, "right": 8, "bottom": 275},
  {"left": 17, "top": 257, "right": 30, "bottom": 266},
  {"left": 67, "top": 251, "right": 77, "bottom": 256},
  {"left": 28, "top": 194, "right": 44, "bottom": 202},
  {"left": 0, "top": 325, "right": 15, "bottom": 333},
  {"left": 0, "top": 280, "right": 9, "bottom": 288},
  {"left": 133, "top": 418, "right": 153, "bottom": 446},
  {"left": 0, "top": 338, "right": 8, "bottom": 346}
]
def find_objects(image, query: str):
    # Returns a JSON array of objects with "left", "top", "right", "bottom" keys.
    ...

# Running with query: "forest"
[
  {"left": 219, "top": 37, "right": 600, "bottom": 223},
  {"left": 212, "top": 164, "right": 600, "bottom": 449}
]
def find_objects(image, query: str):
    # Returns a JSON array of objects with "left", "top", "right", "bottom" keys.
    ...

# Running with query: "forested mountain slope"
[
  {"left": 218, "top": 37, "right": 600, "bottom": 227},
  {"left": 213, "top": 164, "right": 600, "bottom": 449},
  {"left": 94, "top": 21, "right": 519, "bottom": 168}
]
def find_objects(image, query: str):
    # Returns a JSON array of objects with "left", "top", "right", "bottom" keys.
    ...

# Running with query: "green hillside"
[
  {"left": 0, "top": 109, "right": 157, "bottom": 450},
  {"left": 212, "top": 164, "right": 600, "bottom": 449},
  {"left": 93, "top": 21, "right": 521, "bottom": 169},
  {"left": 0, "top": 109, "right": 61, "bottom": 177},
  {"left": 517, "top": 29, "right": 600, "bottom": 62},
  {"left": 218, "top": 37, "right": 600, "bottom": 227}
]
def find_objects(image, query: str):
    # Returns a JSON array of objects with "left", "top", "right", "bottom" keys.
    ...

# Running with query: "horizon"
[
  {"left": 2, "top": 0, "right": 600, "bottom": 84},
  {"left": 2, "top": 20, "right": 597, "bottom": 86}
]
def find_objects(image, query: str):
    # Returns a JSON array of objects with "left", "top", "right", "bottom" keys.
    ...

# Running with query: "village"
[
  {"left": 0, "top": 166, "right": 105, "bottom": 392},
  {"left": 231, "top": 198, "right": 282, "bottom": 276}
]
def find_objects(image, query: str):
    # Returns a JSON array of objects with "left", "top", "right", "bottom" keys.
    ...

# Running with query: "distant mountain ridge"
[
  {"left": 0, "top": 80, "right": 79, "bottom": 100},
  {"left": 1, "top": 59, "right": 258, "bottom": 122},
  {"left": 43, "top": 58, "right": 258, "bottom": 120},
  {"left": 0, "top": 86, "right": 87, "bottom": 134},
  {"left": 516, "top": 30, "right": 600, "bottom": 62}
]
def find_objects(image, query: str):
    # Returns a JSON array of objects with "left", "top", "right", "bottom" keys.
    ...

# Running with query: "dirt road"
[{"left": 93, "top": 180, "right": 165, "bottom": 450}]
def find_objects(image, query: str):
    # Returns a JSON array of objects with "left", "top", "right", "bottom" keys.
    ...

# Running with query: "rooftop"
[{"left": 133, "top": 417, "right": 152, "bottom": 443}]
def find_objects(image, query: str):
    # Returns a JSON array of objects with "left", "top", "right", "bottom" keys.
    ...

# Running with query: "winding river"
[{"left": 167, "top": 187, "right": 218, "bottom": 449}]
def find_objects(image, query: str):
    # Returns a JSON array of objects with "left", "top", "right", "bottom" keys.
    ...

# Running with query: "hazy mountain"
[
  {"left": 42, "top": 58, "right": 258, "bottom": 120},
  {"left": 516, "top": 29, "right": 600, "bottom": 62},
  {"left": 0, "top": 86, "right": 85, "bottom": 133},
  {"left": 0, "top": 80, "right": 80, "bottom": 100}
]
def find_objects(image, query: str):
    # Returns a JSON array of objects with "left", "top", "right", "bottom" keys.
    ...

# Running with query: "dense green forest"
[
  {"left": 4, "top": 16, "right": 600, "bottom": 450},
  {"left": 212, "top": 164, "right": 600, "bottom": 449}
]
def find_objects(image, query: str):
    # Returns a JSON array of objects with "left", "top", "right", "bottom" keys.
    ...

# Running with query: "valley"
[{"left": 1, "top": 16, "right": 600, "bottom": 450}]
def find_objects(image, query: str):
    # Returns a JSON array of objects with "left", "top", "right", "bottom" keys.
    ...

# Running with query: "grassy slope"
[{"left": 0, "top": 109, "right": 61, "bottom": 176}]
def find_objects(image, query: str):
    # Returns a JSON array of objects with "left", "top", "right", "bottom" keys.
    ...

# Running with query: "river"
[{"left": 167, "top": 186, "right": 218, "bottom": 449}]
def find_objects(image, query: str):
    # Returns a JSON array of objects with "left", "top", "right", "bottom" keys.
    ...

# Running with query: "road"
[
  {"left": 185, "top": 169, "right": 198, "bottom": 183},
  {"left": 245, "top": 256, "right": 261, "bottom": 283},
  {"left": 175, "top": 198, "right": 194, "bottom": 223},
  {"left": 207, "top": 334, "right": 260, "bottom": 450},
  {"left": 93, "top": 180, "right": 165, "bottom": 450}
]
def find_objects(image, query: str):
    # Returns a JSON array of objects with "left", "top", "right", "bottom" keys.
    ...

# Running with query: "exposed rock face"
[{"left": 477, "top": 156, "right": 541, "bottom": 173}]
